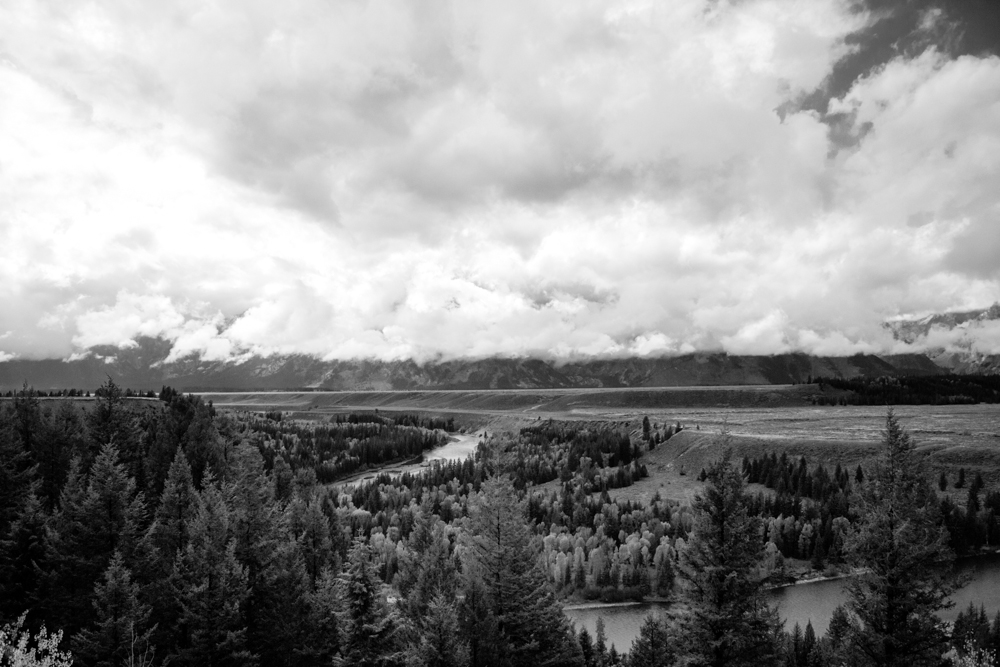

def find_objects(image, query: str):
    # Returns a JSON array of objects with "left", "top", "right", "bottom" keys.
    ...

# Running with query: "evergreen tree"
[
  {"left": 416, "top": 593, "right": 469, "bottom": 667},
  {"left": 840, "top": 410, "right": 961, "bottom": 667},
  {"left": 627, "top": 613, "right": 678, "bottom": 667},
  {"left": 86, "top": 378, "right": 142, "bottom": 482},
  {"left": 0, "top": 405, "right": 34, "bottom": 540},
  {"left": 148, "top": 448, "right": 198, "bottom": 563},
  {"left": 273, "top": 455, "right": 294, "bottom": 505},
  {"left": 296, "top": 567, "right": 342, "bottom": 665},
  {"left": 144, "top": 410, "right": 183, "bottom": 502},
  {"left": 169, "top": 479, "right": 254, "bottom": 666},
  {"left": 72, "top": 552, "right": 154, "bottom": 667},
  {"left": 41, "top": 457, "right": 92, "bottom": 632},
  {"left": 144, "top": 447, "right": 199, "bottom": 652},
  {"left": 80, "top": 443, "right": 148, "bottom": 568},
  {"left": 462, "top": 474, "right": 583, "bottom": 667},
  {"left": 0, "top": 491, "right": 48, "bottom": 620},
  {"left": 458, "top": 563, "right": 502, "bottom": 667},
  {"left": 294, "top": 497, "right": 333, "bottom": 590},
  {"left": 36, "top": 401, "right": 86, "bottom": 512},
  {"left": 226, "top": 447, "right": 284, "bottom": 660},
  {"left": 676, "top": 448, "right": 782, "bottom": 667},
  {"left": 595, "top": 617, "right": 608, "bottom": 667},
  {"left": 398, "top": 506, "right": 457, "bottom": 620},
  {"left": 12, "top": 382, "right": 43, "bottom": 456},
  {"left": 578, "top": 627, "right": 595, "bottom": 667},
  {"left": 335, "top": 539, "right": 409, "bottom": 667},
  {"left": 42, "top": 445, "right": 147, "bottom": 635}
]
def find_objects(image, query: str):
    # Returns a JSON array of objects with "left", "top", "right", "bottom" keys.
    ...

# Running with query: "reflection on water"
[{"left": 565, "top": 555, "right": 1000, "bottom": 654}]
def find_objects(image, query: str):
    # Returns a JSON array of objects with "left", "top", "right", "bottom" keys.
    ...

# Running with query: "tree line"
[{"left": 810, "top": 375, "right": 1000, "bottom": 406}]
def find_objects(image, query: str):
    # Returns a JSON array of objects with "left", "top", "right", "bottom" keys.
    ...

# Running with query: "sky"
[{"left": 1, "top": 0, "right": 999, "bottom": 364}]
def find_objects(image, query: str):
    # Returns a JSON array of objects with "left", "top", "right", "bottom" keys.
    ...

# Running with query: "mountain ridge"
[
  {"left": 0, "top": 336, "right": 949, "bottom": 391},
  {"left": 885, "top": 303, "right": 1000, "bottom": 374}
]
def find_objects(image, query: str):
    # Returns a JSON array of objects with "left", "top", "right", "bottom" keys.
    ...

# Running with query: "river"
[
  {"left": 334, "top": 431, "right": 483, "bottom": 487},
  {"left": 564, "top": 555, "right": 1000, "bottom": 654}
]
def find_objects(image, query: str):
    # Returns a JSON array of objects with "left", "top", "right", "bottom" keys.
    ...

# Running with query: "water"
[
  {"left": 424, "top": 432, "right": 481, "bottom": 462},
  {"left": 564, "top": 555, "right": 1000, "bottom": 654},
  {"left": 335, "top": 431, "right": 482, "bottom": 486}
]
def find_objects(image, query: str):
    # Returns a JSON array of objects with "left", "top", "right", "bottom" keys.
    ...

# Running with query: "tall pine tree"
[
  {"left": 462, "top": 474, "right": 583, "bottom": 667},
  {"left": 840, "top": 410, "right": 961, "bottom": 667},
  {"left": 676, "top": 447, "right": 782, "bottom": 667},
  {"left": 169, "top": 478, "right": 254, "bottom": 667},
  {"left": 72, "top": 552, "right": 154, "bottom": 667}
]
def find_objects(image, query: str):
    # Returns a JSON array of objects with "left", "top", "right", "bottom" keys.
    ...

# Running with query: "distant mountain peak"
[{"left": 885, "top": 303, "right": 1000, "bottom": 374}]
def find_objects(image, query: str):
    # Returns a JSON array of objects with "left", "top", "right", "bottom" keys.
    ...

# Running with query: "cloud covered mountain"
[
  {"left": 0, "top": 336, "right": 946, "bottom": 392},
  {"left": 885, "top": 303, "right": 1000, "bottom": 374}
]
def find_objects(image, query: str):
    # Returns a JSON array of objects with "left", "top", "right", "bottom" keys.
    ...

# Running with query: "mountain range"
[
  {"left": 0, "top": 337, "right": 945, "bottom": 392},
  {"left": 2, "top": 305, "right": 997, "bottom": 392},
  {"left": 883, "top": 303, "right": 1000, "bottom": 375}
]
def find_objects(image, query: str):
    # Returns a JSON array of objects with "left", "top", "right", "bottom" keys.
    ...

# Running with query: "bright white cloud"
[{"left": 0, "top": 0, "right": 998, "bottom": 363}]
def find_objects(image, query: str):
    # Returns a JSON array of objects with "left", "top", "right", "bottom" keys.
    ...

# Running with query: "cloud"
[{"left": 0, "top": 0, "right": 998, "bottom": 363}]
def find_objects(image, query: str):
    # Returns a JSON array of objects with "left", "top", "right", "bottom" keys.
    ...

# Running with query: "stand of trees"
[
  {"left": 0, "top": 385, "right": 990, "bottom": 666},
  {"left": 810, "top": 375, "right": 1000, "bottom": 406}
]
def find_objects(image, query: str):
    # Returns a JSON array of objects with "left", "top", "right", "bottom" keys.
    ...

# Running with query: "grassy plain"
[{"left": 203, "top": 387, "right": 1000, "bottom": 503}]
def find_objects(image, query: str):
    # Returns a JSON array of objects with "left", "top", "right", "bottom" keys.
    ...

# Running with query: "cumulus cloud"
[{"left": 0, "top": 0, "right": 998, "bottom": 363}]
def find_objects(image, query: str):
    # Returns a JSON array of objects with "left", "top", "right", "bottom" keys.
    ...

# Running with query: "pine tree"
[
  {"left": 595, "top": 617, "right": 608, "bottom": 667},
  {"left": 12, "top": 382, "right": 43, "bottom": 456},
  {"left": 578, "top": 627, "right": 595, "bottom": 667},
  {"left": 273, "top": 455, "right": 294, "bottom": 504},
  {"left": 0, "top": 491, "right": 48, "bottom": 620},
  {"left": 398, "top": 505, "right": 457, "bottom": 620},
  {"left": 148, "top": 448, "right": 198, "bottom": 563},
  {"left": 86, "top": 378, "right": 142, "bottom": 482},
  {"left": 42, "top": 445, "right": 147, "bottom": 636},
  {"left": 627, "top": 613, "right": 679, "bottom": 667},
  {"left": 0, "top": 405, "right": 34, "bottom": 540},
  {"left": 296, "top": 567, "right": 342, "bottom": 665},
  {"left": 459, "top": 563, "right": 502, "bottom": 667},
  {"left": 676, "top": 448, "right": 782, "bottom": 667},
  {"left": 294, "top": 497, "right": 333, "bottom": 590},
  {"left": 334, "top": 539, "right": 409, "bottom": 667},
  {"left": 226, "top": 447, "right": 285, "bottom": 661},
  {"left": 840, "top": 409, "right": 962, "bottom": 667},
  {"left": 169, "top": 479, "right": 254, "bottom": 666},
  {"left": 72, "top": 552, "right": 154, "bottom": 667},
  {"left": 80, "top": 443, "right": 147, "bottom": 568},
  {"left": 416, "top": 593, "right": 469, "bottom": 667},
  {"left": 36, "top": 401, "right": 86, "bottom": 512},
  {"left": 462, "top": 474, "right": 583, "bottom": 667}
]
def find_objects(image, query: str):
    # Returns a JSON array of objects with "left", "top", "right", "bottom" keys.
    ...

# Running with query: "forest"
[
  {"left": 0, "top": 381, "right": 997, "bottom": 667},
  {"left": 809, "top": 374, "right": 1000, "bottom": 405}
]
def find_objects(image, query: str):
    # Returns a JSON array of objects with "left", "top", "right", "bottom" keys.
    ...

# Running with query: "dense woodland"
[
  {"left": 0, "top": 382, "right": 997, "bottom": 667},
  {"left": 809, "top": 374, "right": 1000, "bottom": 405}
]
